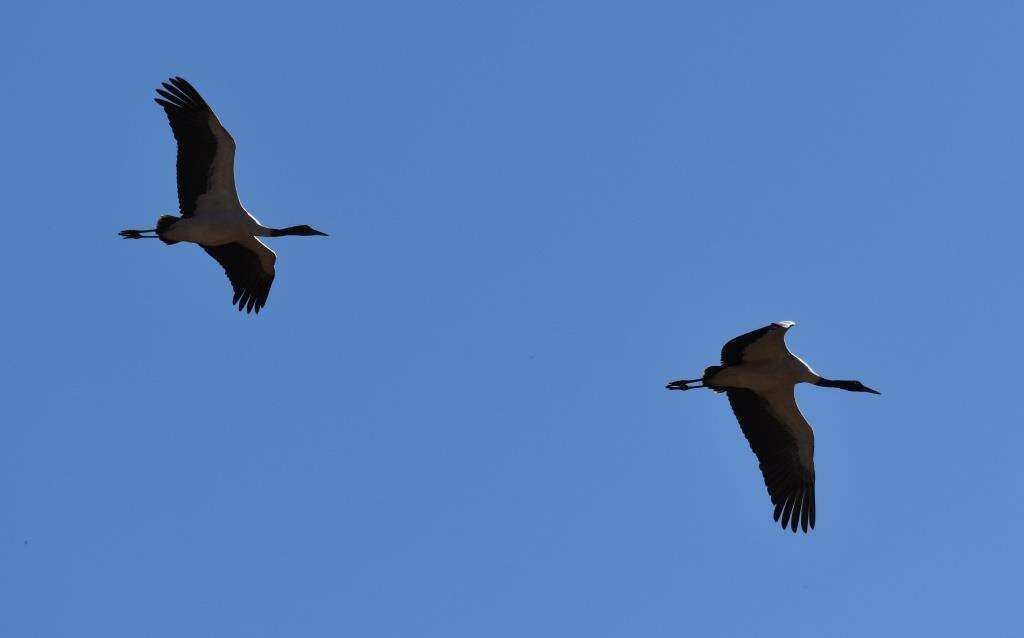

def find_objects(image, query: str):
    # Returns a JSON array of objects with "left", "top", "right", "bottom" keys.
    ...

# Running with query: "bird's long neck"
[
  {"left": 266, "top": 226, "right": 302, "bottom": 237},
  {"left": 814, "top": 378, "right": 856, "bottom": 390}
]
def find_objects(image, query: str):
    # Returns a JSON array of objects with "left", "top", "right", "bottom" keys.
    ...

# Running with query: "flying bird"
[
  {"left": 119, "top": 76, "right": 328, "bottom": 313},
  {"left": 666, "top": 321, "right": 879, "bottom": 533}
]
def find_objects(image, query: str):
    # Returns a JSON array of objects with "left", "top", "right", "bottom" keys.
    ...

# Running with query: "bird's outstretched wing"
[
  {"left": 726, "top": 388, "right": 816, "bottom": 532},
  {"left": 154, "top": 77, "right": 239, "bottom": 217},
  {"left": 200, "top": 238, "right": 276, "bottom": 314},
  {"left": 721, "top": 324, "right": 791, "bottom": 365}
]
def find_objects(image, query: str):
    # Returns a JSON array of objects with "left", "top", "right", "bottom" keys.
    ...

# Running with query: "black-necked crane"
[
  {"left": 119, "top": 77, "right": 328, "bottom": 314},
  {"left": 666, "top": 321, "right": 879, "bottom": 533}
]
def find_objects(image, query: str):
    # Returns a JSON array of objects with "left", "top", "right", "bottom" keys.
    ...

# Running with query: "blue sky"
[{"left": 2, "top": 1, "right": 1022, "bottom": 635}]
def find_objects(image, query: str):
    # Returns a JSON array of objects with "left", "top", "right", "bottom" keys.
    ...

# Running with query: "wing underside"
[
  {"left": 720, "top": 324, "right": 795, "bottom": 366},
  {"left": 200, "top": 239, "right": 276, "bottom": 313},
  {"left": 154, "top": 76, "right": 239, "bottom": 217},
  {"left": 726, "top": 388, "right": 816, "bottom": 532}
]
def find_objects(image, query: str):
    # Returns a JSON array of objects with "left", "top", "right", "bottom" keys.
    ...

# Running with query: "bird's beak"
[{"left": 863, "top": 386, "right": 881, "bottom": 395}]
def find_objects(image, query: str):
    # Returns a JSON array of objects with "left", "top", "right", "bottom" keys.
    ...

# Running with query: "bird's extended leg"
[
  {"left": 119, "top": 228, "right": 158, "bottom": 239},
  {"left": 666, "top": 378, "right": 704, "bottom": 391}
]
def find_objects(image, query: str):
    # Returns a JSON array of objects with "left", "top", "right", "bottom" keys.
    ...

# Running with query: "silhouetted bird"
[
  {"left": 666, "top": 321, "right": 879, "bottom": 533},
  {"left": 120, "top": 77, "right": 328, "bottom": 313}
]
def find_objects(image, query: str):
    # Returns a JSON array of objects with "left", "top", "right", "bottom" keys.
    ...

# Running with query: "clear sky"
[{"left": 2, "top": 1, "right": 1021, "bottom": 636}]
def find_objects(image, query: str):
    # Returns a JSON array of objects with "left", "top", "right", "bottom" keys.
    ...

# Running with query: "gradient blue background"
[{"left": 2, "top": 2, "right": 1021, "bottom": 636}]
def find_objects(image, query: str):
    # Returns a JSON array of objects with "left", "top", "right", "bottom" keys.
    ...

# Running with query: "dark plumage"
[
  {"left": 201, "top": 243, "right": 275, "bottom": 314},
  {"left": 726, "top": 389, "right": 815, "bottom": 532},
  {"left": 153, "top": 76, "right": 222, "bottom": 217},
  {"left": 720, "top": 325, "right": 773, "bottom": 365}
]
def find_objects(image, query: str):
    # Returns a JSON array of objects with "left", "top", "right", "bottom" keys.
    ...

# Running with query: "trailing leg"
[
  {"left": 119, "top": 228, "right": 158, "bottom": 239},
  {"left": 666, "top": 378, "right": 705, "bottom": 391}
]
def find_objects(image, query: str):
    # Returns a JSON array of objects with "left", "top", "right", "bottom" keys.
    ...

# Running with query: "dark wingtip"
[
  {"left": 793, "top": 489, "right": 804, "bottom": 532},
  {"left": 809, "top": 484, "right": 816, "bottom": 529},
  {"left": 800, "top": 491, "right": 810, "bottom": 532},
  {"left": 782, "top": 491, "right": 797, "bottom": 531}
]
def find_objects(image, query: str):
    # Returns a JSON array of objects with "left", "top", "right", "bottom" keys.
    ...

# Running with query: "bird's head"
[
  {"left": 771, "top": 321, "right": 796, "bottom": 330},
  {"left": 845, "top": 380, "right": 881, "bottom": 394},
  {"left": 270, "top": 225, "right": 329, "bottom": 237}
]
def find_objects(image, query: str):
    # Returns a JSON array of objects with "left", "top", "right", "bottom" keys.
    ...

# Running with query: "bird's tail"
[
  {"left": 156, "top": 214, "right": 181, "bottom": 245},
  {"left": 702, "top": 366, "right": 727, "bottom": 393}
]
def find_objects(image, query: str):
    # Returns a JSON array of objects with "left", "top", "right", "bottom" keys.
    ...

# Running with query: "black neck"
[
  {"left": 269, "top": 226, "right": 305, "bottom": 237},
  {"left": 815, "top": 378, "right": 857, "bottom": 391}
]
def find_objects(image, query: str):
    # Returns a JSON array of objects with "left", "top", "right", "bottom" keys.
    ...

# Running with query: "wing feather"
[
  {"left": 726, "top": 388, "right": 816, "bottom": 533},
  {"left": 154, "top": 76, "right": 239, "bottom": 217},
  {"left": 200, "top": 239, "right": 276, "bottom": 314},
  {"left": 721, "top": 325, "right": 792, "bottom": 365}
]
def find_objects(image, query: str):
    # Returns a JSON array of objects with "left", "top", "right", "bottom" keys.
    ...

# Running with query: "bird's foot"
[
  {"left": 666, "top": 379, "right": 701, "bottom": 391},
  {"left": 119, "top": 229, "right": 157, "bottom": 239}
]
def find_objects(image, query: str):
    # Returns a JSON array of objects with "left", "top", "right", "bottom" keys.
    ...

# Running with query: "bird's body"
[
  {"left": 119, "top": 76, "right": 327, "bottom": 313},
  {"left": 667, "top": 321, "right": 879, "bottom": 533},
  {"left": 705, "top": 354, "right": 818, "bottom": 393},
  {"left": 162, "top": 212, "right": 264, "bottom": 246}
]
